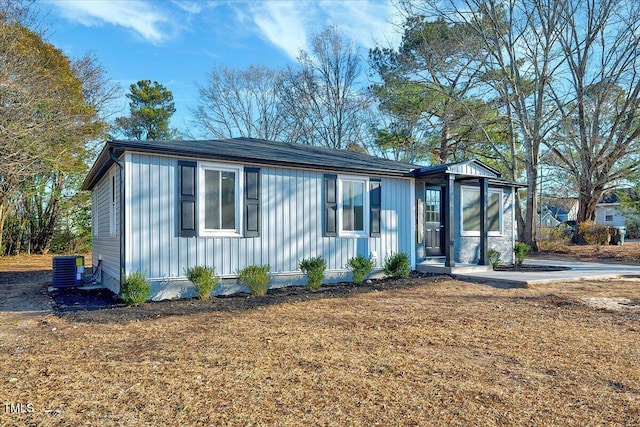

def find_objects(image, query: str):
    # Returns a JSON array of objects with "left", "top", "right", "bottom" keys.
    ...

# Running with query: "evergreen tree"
[{"left": 116, "top": 79, "right": 179, "bottom": 140}]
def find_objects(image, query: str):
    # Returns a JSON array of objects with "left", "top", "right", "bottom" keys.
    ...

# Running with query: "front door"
[{"left": 424, "top": 187, "right": 443, "bottom": 256}]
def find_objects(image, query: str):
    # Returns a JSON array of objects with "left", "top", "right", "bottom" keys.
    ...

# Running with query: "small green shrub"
[
  {"left": 538, "top": 226, "right": 571, "bottom": 253},
  {"left": 120, "top": 270, "right": 151, "bottom": 305},
  {"left": 487, "top": 248, "right": 501, "bottom": 269},
  {"left": 513, "top": 242, "right": 531, "bottom": 266},
  {"left": 578, "top": 220, "right": 610, "bottom": 252},
  {"left": 299, "top": 256, "right": 326, "bottom": 290},
  {"left": 383, "top": 252, "right": 411, "bottom": 278},
  {"left": 347, "top": 254, "right": 374, "bottom": 285},
  {"left": 186, "top": 265, "right": 220, "bottom": 299},
  {"left": 238, "top": 264, "right": 270, "bottom": 296}
]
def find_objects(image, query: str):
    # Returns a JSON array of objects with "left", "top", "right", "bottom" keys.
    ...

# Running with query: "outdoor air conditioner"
[{"left": 52, "top": 255, "right": 85, "bottom": 287}]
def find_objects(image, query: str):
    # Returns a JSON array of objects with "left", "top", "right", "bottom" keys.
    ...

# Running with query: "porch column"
[
  {"left": 479, "top": 177, "right": 489, "bottom": 265},
  {"left": 444, "top": 174, "right": 455, "bottom": 267}
]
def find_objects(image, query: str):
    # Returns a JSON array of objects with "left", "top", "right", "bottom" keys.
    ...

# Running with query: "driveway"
[{"left": 454, "top": 258, "right": 640, "bottom": 286}]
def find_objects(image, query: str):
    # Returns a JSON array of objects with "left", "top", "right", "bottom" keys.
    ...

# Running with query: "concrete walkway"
[{"left": 452, "top": 258, "right": 640, "bottom": 287}]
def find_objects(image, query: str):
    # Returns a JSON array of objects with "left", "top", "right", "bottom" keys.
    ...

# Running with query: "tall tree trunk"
[
  {"left": 577, "top": 184, "right": 602, "bottom": 223},
  {"left": 515, "top": 191, "right": 525, "bottom": 241},
  {"left": 439, "top": 123, "right": 450, "bottom": 163},
  {"left": 29, "top": 173, "right": 65, "bottom": 254},
  {"left": 523, "top": 154, "right": 539, "bottom": 251},
  {"left": 0, "top": 201, "right": 6, "bottom": 255}
]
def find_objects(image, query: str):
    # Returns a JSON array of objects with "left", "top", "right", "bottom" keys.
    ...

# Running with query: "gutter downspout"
[{"left": 109, "top": 147, "right": 126, "bottom": 291}]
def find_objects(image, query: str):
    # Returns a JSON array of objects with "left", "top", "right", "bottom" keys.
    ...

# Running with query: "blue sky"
[{"left": 40, "top": 0, "right": 403, "bottom": 137}]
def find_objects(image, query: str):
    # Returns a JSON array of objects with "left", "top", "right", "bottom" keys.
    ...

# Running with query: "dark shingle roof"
[
  {"left": 82, "top": 138, "right": 419, "bottom": 190},
  {"left": 600, "top": 188, "right": 636, "bottom": 204}
]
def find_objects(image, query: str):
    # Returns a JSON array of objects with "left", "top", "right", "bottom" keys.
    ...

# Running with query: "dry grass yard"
[{"left": 0, "top": 252, "right": 639, "bottom": 426}]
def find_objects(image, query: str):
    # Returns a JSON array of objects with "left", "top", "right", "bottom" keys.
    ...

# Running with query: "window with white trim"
[
  {"left": 198, "top": 162, "right": 242, "bottom": 237},
  {"left": 605, "top": 209, "right": 614, "bottom": 222},
  {"left": 460, "top": 186, "right": 503, "bottom": 236},
  {"left": 338, "top": 176, "right": 369, "bottom": 237}
]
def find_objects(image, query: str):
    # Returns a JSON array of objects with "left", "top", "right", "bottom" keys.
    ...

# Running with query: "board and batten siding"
[
  {"left": 91, "top": 164, "right": 120, "bottom": 293},
  {"left": 452, "top": 162, "right": 497, "bottom": 178},
  {"left": 123, "top": 153, "right": 414, "bottom": 292}
]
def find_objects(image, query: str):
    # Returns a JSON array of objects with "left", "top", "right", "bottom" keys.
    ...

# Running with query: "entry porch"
[{"left": 412, "top": 160, "right": 523, "bottom": 269}]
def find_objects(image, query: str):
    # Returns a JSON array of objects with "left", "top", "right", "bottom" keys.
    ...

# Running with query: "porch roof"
[
  {"left": 414, "top": 159, "right": 525, "bottom": 187},
  {"left": 414, "top": 159, "right": 501, "bottom": 178}
]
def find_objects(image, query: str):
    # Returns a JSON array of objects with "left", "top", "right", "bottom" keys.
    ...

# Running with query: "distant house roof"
[
  {"left": 547, "top": 206, "right": 568, "bottom": 217},
  {"left": 82, "top": 138, "right": 524, "bottom": 191},
  {"left": 599, "top": 188, "right": 636, "bottom": 204}
]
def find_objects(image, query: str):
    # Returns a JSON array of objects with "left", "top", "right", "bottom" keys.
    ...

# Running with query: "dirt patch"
[
  {"left": 581, "top": 297, "right": 640, "bottom": 311},
  {"left": 0, "top": 270, "right": 52, "bottom": 313}
]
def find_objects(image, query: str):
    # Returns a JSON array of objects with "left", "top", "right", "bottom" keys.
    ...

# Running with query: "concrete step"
[{"left": 416, "top": 263, "right": 493, "bottom": 275}]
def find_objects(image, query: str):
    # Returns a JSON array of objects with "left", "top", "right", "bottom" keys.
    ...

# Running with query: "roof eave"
[
  {"left": 81, "top": 143, "right": 124, "bottom": 190},
  {"left": 81, "top": 140, "right": 416, "bottom": 191}
]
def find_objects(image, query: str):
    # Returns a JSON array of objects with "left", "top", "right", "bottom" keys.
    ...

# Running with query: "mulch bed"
[{"left": 51, "top": 272, "right": 447, "bottom": 324}]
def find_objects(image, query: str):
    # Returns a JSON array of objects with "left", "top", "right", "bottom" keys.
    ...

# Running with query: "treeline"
[
  {"left": 0, "top": 2, "right": 118, "bottom": 255},
  {"left": 190, "top": 0, "right": 640, "bottom": 247},
  {"left": 3, "top": 0, "right": 640, "bottom": 255}
]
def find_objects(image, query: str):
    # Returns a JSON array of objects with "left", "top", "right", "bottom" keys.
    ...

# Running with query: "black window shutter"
[
  {"left": 244, "top": 168, "right": 260, "bottom": 237},
  {"left": 370, "top": 179, "right": 381, "bottom": 237},
  {"left": 324, "top": 174, "right": 337, "bottom": 237},
  {"left": 178, "top": 161, "right": 197, "bottom": 237}
]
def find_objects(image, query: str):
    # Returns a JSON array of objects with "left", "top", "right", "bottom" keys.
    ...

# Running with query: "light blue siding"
[
  {"left": 595, "top": 205, "right": 627, "bottom": 227},
  {"left": 123, "top": 153, "right": 414, "bottom": 288},
  {"left": 91, "top": 165, "right": 120, "bottom": 293}
]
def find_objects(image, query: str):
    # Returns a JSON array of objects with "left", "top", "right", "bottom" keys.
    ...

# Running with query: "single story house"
[{"left": 82, "top": 138, "right": 522, "bottom": 300}]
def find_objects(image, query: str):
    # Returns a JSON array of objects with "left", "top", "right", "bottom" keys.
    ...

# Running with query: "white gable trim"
[{"left": 446, "top": 160, "right": 500, "bottom": 178}]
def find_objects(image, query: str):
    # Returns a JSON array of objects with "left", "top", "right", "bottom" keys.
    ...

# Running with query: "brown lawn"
[
  {"left": 0, "top": 252, "right": 639, "bottom": 426},
  {"left": 537, "top": 239, "right": 640, "bottom": 264}
]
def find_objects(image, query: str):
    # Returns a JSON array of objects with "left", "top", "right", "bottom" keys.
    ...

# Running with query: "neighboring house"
[
  {"left": 540, "top": 200, "right": 578, "bottom": 227},
  {"left": 540, "top": 208, "right": 562, "bottom": 227},
  {"left": 82, "top": 138, "right": 523, "bottom": 300},
  {"left": 595, "top": 189, "right": 636, "bottom": 228}
]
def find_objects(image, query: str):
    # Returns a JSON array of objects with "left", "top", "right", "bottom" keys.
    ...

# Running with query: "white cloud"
[
  {"left": 318, "top": 0, "right": 403, "bottom": 50},
  {"left": 246, "top": 1, "right": 310, "bottom": 60},
  {"left": 171, "top": 1, "right": 204, "bottom": 15},
  {"left": 237, "top": 0, "right": 401, "bottom": 61},
  {"left": 47, "top": 0, "right": 173, "bottom": 44}
]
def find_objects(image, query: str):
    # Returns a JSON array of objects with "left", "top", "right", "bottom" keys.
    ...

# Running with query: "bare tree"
[
  {"left": 399, "top": 0, "right": 567, "bottom": 248},
  {"left": 280, "top": 26, "right": 371, "bottom": 150},
  {"left": 71, "top": 52, "right": 122, "bottom": 160},
  {"left": 193, "top": 65, "right": 288, "bottom": 140},
  {"left": 546, "top": 0, "right": 640, "bottom": 226},
  {"left": 73, "top": 53, "right": 121, "bottom": 124}
]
